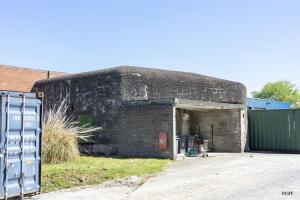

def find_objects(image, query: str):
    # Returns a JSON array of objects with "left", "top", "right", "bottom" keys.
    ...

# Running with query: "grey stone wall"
[
  {"left": 117, "top": 101, "right": 174, "bottom": 159},
  {"left": 189, "top": 109, "right": 242, "bottom": 152}
]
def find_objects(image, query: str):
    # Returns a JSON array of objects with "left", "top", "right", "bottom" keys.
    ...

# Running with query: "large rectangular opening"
[{"left": 173, "top": 99, "right": 246, "bottom": 159}]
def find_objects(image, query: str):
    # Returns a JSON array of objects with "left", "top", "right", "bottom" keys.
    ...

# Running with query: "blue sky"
[{"left": 1, "top": 1, "right": 300, "bottom": 96}]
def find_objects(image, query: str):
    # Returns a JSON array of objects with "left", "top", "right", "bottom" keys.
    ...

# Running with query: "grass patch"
[{"left": 42, "top": 156, "right": 171, "bottom": 192}]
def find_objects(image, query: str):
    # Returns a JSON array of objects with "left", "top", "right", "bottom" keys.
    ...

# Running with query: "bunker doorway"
[{"left": 173, "top": 99, "right": 247, "bottom": 159}]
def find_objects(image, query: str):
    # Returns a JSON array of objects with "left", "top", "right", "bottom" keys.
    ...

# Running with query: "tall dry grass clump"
[{"left": 42, "top": 99, "right": 100, "bottom": 164}]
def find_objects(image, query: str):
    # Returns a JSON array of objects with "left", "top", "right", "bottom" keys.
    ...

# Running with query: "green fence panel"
[{"left": 249, "top": 109, "right": 300, "bottom": 151}]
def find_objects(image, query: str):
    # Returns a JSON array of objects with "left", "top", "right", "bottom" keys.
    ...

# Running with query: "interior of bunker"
[{"left": 175, "top": 106, "right": 247, "bottom": 158}]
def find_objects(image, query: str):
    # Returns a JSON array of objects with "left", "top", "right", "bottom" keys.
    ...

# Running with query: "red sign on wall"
[{"left": 159, "top": 132, "right": 168, "bottom": 151}]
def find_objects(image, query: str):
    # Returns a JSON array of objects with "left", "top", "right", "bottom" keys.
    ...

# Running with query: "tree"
[{"left": 252, "top": 81, "right": 300, "bottom": 108}]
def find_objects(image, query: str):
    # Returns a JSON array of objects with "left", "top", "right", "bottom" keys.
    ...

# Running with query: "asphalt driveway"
[
  {"left": 127, "top": 153, "right": 300, "bottom": 200},
  {"left": 34, "top": 153, "right": 300, "bottom": 200}
]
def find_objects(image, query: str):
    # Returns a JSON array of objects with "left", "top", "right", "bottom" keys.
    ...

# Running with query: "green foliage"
[
  {"left": 42, "top": 99, "right": 100, "bottom": 164},
  {"left": 252, "top": 81, "right": 300, "bottom": 108},
  {"left": 42, "top": 156, "right": 171, "bottom": 192}
]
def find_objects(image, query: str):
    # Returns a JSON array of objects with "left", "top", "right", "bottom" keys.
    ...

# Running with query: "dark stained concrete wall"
[
  {"left": 33, "top": 66, "right": 247, "bottom": 105},
  {"left": 119, "top": 66, "right": 246, "bottom": 104},
  {"left": 33, "top": 71, "right": 123, "bottom": 145}
]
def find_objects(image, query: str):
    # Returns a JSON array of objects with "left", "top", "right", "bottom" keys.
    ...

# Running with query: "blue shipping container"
[
  {"left": 0, "top": 91, "right": 42, "bottom": 199},
  {"left": 247, "top": 98, "right": 291, "bottom": 110}
]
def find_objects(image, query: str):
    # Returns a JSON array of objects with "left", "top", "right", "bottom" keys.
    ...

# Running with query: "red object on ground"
[{"left": 159, "top": 132, "right": 168, "bottom": 151}]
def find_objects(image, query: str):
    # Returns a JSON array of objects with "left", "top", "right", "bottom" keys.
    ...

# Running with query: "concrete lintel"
[
  {"left": 174, "top": 98, "right": 245, "bottom": 110},
  {"left": 122, "top": 98, "right": 174, "bottom": 107}
]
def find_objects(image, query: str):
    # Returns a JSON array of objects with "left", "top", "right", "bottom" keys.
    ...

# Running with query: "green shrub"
[{"left": 42, "top": 99, "right": 100, "bottom": 164}]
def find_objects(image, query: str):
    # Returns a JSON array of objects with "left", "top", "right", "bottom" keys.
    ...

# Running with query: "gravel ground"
[
  {"left": 32, "top": 153, "right": 300, "bottom": 200},
  {"left": 31, "top": 176, "right": 143, "bottom": 200}
]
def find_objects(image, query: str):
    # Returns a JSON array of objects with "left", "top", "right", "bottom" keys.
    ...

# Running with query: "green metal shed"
[{"left": 249, "top": 109, "right": 300, "bottom": 151}]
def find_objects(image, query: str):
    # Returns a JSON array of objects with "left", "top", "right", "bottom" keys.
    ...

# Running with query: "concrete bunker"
[{"left": 32, "top": 66, "right": 247, "bottom": 159}]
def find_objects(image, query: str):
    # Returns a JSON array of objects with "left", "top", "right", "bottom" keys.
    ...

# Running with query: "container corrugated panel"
[
  {"left": 0, "top": 91, "right": 42, "bottom": 199},
  {"left": 247, "top": 98, "right": 291, "bottom": 110},
  {"left": 249, "top": 109, "right": 300, "bottom": 151}
]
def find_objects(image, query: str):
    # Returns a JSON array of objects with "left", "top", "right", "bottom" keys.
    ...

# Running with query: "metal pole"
[
  {"left": 20, "top": 95, "right": 26, "bottom": 199},
  {"left": 38, "top": 92, "right": 43, "bottom": 194},
  {"left": 211, "top": 124, "right": 214, "bottom": 151},
  {"left": 4, "top": 95, "right": 10, "bottom": 200}
]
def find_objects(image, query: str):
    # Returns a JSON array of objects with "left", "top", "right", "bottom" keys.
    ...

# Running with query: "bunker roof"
[{"left": 34, "top": 65, "right": 245, "bottom": 87}]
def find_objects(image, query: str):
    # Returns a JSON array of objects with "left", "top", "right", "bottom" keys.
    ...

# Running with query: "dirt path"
[{"left": 33, "top": 153, "right": 300, "bottom": 200}]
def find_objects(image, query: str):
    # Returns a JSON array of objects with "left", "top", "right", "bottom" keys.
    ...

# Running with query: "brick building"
[
  {"left": 0, "top": 64, "right": 66, "bottom": 92},
  {"left": 32, "top": 66, "right": 248, "bottom": 159}
]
